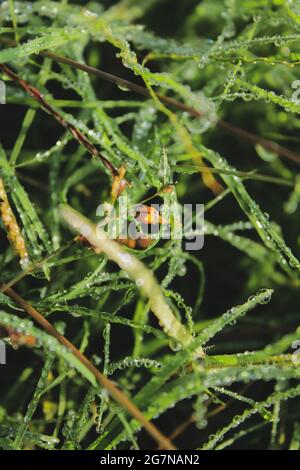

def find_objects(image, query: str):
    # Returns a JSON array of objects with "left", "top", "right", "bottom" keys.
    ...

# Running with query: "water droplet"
[
  {"left": 169, "top": 339, "right": 182, "bottom": 352},
  {"left": 117, "top": 84, "right": 130, "bottom": 92}
]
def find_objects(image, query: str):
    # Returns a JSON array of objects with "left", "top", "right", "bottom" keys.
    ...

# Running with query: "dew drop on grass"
[
  {"left": 117, "top": 85, "right": 130, "bottom": 92},
  {"left": 169, "top": 339, "right": 182, "bottom": 352},
  {"left": 20, "top": 256, "right": 30, "bottom": 269},
  {"left": 256, "top": 288, "right": 273, "bottom": 305}
]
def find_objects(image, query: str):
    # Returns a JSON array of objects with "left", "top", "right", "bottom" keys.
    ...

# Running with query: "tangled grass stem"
[
  {"left": 0, "top": 177, "right": 28, "bottom": 262},
  {"left": 59, "top": 203, "right": 205, "bottom": 358}
]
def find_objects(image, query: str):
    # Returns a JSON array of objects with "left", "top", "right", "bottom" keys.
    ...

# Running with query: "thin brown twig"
[
  {"left": 40, "top": 50, "right": 205, "bottom": 115},
  {"left": 0, "top": 63, "right": 119, "bottom": 179},
  {"left": 217, "top": 120, "right": 300, "bottom": 165},
  {"left": 39, "top": 50, "right": 300, "bottom": 165},
  {"left": 2, "top": 286, "right": 177, "bottom": 450},
  {"left": 167, "top": 415, "right": 195, "bottom": 443},
  {"left": 158, "top": 384, "right": 253, "bottom": 449}
]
